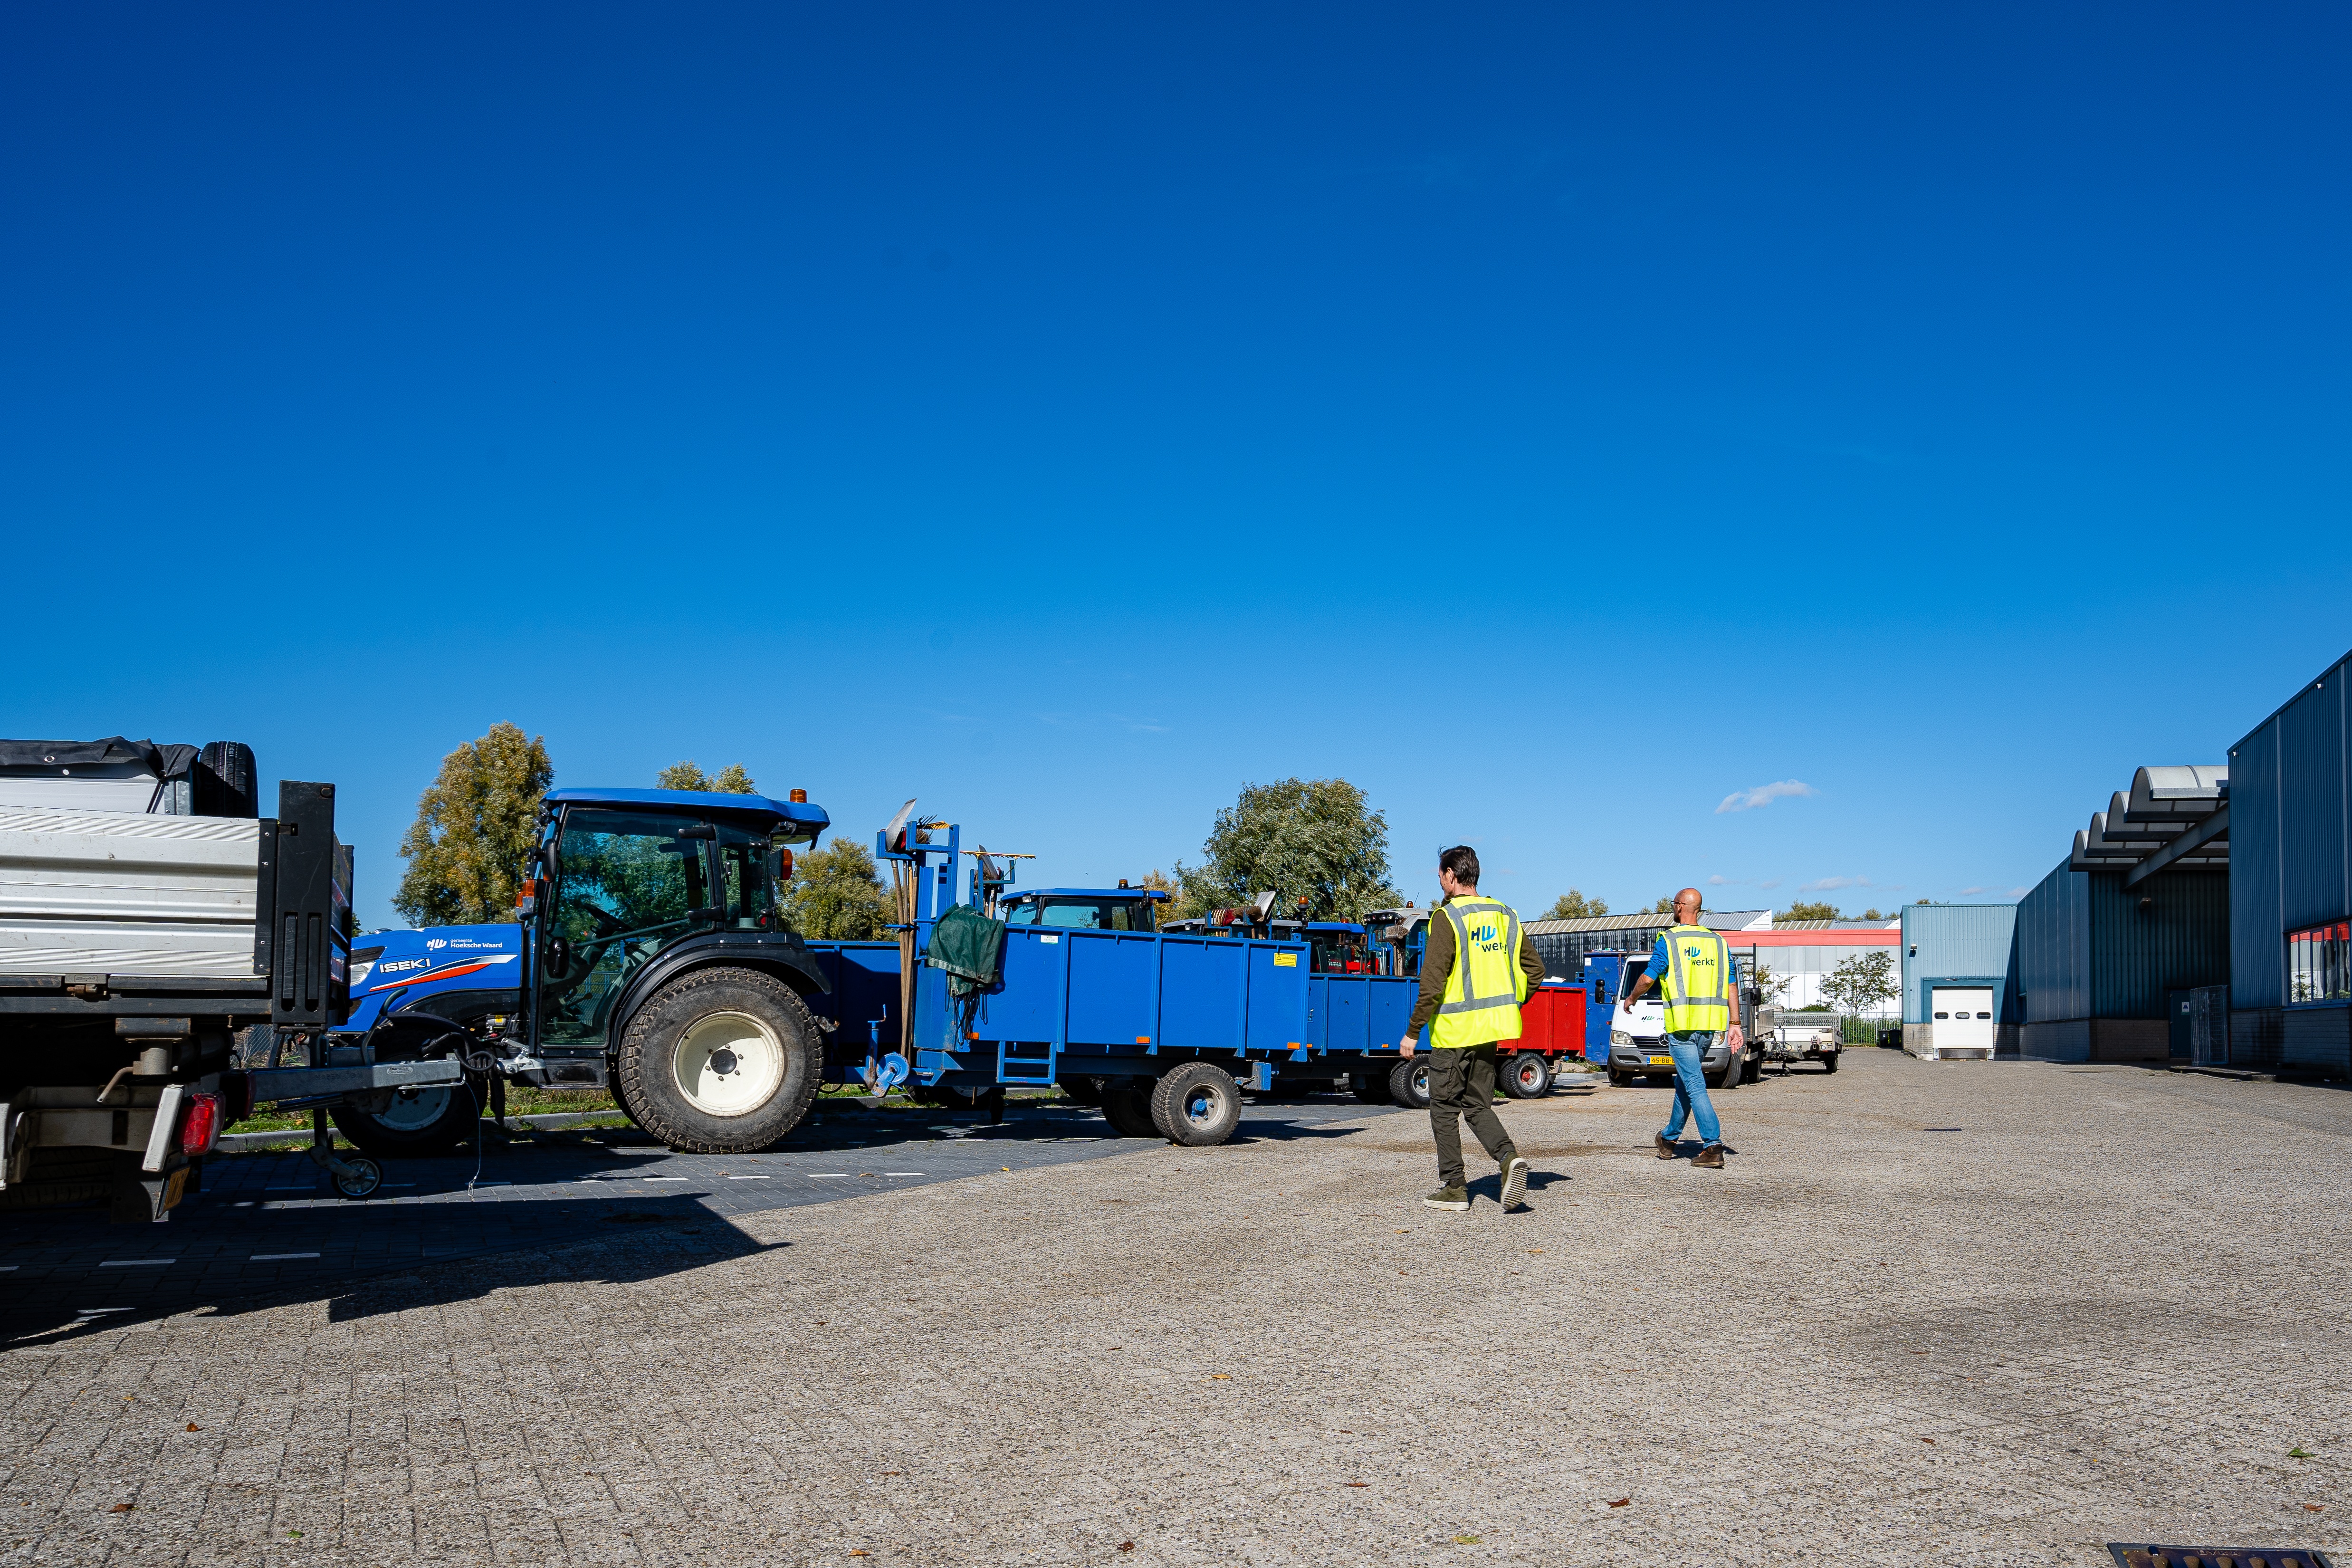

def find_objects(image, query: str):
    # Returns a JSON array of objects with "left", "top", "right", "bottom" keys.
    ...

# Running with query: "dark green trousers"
[{"left": 1428, "top": 1043, "right": 1518, "bottom": 1188}]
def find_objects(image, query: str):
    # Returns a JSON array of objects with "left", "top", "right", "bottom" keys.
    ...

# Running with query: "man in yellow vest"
[
  {"left": 1619, "top": 887, "right": 1744, "bottom": 1168},
  {"left": 1400, "top": 846, "right": 1543, "bottom": 1212}
]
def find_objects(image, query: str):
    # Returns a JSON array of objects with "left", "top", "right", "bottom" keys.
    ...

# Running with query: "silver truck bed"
[{"left": 0, "top": 808, "right": 260, "bottom": 978}]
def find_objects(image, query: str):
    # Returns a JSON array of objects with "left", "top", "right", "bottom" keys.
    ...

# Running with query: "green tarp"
[{"left": 925, "top": 904, "right": 1005, "bottom": 999}]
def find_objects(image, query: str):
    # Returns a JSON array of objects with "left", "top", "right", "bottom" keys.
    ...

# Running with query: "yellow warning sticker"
[{"left": 1272, "top": 953, "right": 1298, "bottom": 967}]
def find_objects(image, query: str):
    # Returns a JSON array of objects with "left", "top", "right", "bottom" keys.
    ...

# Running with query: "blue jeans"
[{"left": 1660, "top": 1030, "right": 1721, "bottom": 1147}]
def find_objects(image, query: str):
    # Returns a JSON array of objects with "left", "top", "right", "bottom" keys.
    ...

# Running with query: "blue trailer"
[{"left": 865, "top": 817, "right": 1432, "bottom": 1142}]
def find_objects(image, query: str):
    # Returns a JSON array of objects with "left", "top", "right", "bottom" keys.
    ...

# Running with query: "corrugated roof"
[{"left": 1522, "top": 909, "right": 1770, "bottom": 936}]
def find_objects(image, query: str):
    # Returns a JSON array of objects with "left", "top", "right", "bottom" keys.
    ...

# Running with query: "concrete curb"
[{"left": 216, "top": 1109, "right": 631, "bottom": 1151}]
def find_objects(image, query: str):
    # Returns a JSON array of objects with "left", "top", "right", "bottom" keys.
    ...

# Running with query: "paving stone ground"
[{"left": 1, "top": 1050, "right": 2348, "bottom": 1567}]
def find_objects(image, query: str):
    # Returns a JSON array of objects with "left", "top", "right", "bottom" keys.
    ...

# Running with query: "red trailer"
[{"left": 1495, "top": 980, "right": 1589, "bottom": 1097}]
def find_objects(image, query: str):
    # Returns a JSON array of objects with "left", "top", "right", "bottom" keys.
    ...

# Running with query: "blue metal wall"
[
  {"left": 2016, "top": 858, "right": 2228, "bottom": 1022},
  {"left": 1900, "top": 903, "right": 2018, "bottom": 1024},
  {"left": 2229, "top": 650, "right": 2352, "bottom": 1011}
]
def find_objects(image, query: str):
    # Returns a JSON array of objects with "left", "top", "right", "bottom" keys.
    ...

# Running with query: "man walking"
[
  {"left": 1400, "top": 846, "right": 1543, "bottom": 1212},
  {"left": 1620, "top": 887, "right": 1742, "bottom": 1168}
]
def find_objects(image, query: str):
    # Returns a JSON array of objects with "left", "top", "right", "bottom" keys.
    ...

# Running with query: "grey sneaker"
[
  {"left": 1499, "top": 1157, "right": 1530, "bottom": 1210},
  {"left": 1423, "top": 1185, "right": 1470, "bottom": 1211},
  {"left": 1654, "top": 1132, "right": 1675, "bottom": 1159}
]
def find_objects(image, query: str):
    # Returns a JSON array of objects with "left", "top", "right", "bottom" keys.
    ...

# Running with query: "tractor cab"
[
  {"left": 531, "top": 786, "right": 831, "bottom": 1053},
  {"left": 1363, "top": 907, "right": 1430, "bottom": 977},
  {"left": 997, "top": 886, "right": 1167, "bottom": 933},
  {"left": 1306, "top": 922, "right": 1374, "bottom": 973}
]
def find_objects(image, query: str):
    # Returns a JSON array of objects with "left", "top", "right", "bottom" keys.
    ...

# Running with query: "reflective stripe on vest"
[
  {"left": 1431, "top": 897, "right": 1528, "bottom": 1049},
  {"left": 1659, "top": 924, "right": 1731, "bottom": 1033}
]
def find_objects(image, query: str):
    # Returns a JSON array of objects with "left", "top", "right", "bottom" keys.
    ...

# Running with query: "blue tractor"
[{"left": 331, "top": 785, "right": 834, "bottom": 1156}]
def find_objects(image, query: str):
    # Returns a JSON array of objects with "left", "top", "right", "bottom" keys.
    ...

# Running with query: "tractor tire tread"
[{"left": 616, "top": 967, "right": 822, "bottom": 1153}]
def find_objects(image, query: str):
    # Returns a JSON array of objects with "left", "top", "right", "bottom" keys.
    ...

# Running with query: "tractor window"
[
  {"left": 716, "top": 823, "right": 776, "bottom": 931},
  {"left": 542, "top": 810, "right": 711, "bottom": 1047},
  {"left": 1039, "top": 903, "right": 1102, "bottom": 929}
]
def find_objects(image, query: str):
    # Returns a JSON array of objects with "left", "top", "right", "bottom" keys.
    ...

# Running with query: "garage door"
[{"left": 1930, "top": 987, "right": 1995, "bottom": 1059}]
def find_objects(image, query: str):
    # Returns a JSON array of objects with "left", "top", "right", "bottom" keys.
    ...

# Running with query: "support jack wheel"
[{"left": 333, "top": 1156, "right": 383, "bottom": 1200}]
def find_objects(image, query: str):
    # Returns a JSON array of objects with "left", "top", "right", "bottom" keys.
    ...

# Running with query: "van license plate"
[{"left": 1646, "top": 1055, "right": 1673, "bottom": 1067}]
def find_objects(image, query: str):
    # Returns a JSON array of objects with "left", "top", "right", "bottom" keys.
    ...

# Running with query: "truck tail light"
[{"left": 179, "top": 1091, "right": 222, "bottom": 1155}]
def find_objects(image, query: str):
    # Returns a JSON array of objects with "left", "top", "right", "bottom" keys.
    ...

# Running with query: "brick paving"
[
  {"left": 1, "top": 1051, "right": 2348, "bottom": 1566},
  {"left": 0, "top": 1097, "right": 1390, "bottom": 1339}
]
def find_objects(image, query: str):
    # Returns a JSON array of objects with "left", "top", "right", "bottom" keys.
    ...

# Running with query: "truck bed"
[{"left": 0, "top": 809, "right": 262, "bottom": 978}]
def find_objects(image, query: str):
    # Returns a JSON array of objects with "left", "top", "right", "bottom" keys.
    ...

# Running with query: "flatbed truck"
[{"left": 0, "top": 737, "right": 462, "bottom": 1218}]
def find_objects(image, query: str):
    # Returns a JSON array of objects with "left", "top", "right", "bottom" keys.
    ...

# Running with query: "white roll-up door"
[{"left": 1929, "top": 986, "right": 1995, "bottom": 1059}]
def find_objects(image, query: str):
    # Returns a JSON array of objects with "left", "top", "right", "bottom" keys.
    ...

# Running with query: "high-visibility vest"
[
  {"left": 1657, "top": 924, "right": 1732, "bottom": 1034},
  {"left": 1430, "top": 896, "right": 1529, "bottom": 1049}
]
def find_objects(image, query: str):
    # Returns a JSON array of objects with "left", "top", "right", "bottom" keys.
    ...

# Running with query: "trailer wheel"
[
  {"left": 1821, "top": 1052, "right": 1840, "bottom": 1073},
  {"left": 1349, "top": 1074, "right": 1389, "bottom": 1105},
  {"left": 1502, "top": 1052, "right": 1552, "bottom": 1099},
  {"left": 330, "top": 1082, "right": 476, "bottom": 1157},
  {"left": 1099, "top": 1084, "right": 1160, "bottom": 1138},
  {"left": 1388, "top": 1057, "right": 1430, "bottom": 1109},
  {"left": 1059, "top": 1075, "right": 1106, "bottom": 1107},
  {"left": 1148, "top": 1063, "right": 1243, "bottom": 1147},
  {"left": 615, "top": 968, "right": 822, "bottom": 1153}
]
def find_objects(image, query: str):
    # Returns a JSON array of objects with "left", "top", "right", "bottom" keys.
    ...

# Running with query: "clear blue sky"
[{"left": 6, "top": 3, "right": 2347, "bottom": 928}]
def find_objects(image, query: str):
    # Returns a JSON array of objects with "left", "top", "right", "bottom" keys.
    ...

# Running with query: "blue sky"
[{"left": 6, "top": 3, "right": 2348, "bottom": 927}]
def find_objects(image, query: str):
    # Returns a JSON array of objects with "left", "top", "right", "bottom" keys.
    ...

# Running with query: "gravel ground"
[{"left": 2, "top": 1049, "right": 2347, "bottom": 1567}]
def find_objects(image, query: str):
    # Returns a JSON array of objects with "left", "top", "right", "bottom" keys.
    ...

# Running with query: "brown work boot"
[
  {"left": 1692, "top": 1143, "right": 1725, "bottom": 1169},
  {"left": 1654, "top": 1132, "right": 1675, "bottom": 1159}
]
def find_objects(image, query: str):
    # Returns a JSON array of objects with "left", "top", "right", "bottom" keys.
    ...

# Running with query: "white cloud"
[
  {"left": 2008, "top": 886, "right": 2032, "bottom": 898},
  {"left": 1803, "top": 875, "right": 1873, "bottom": 892},
  {"left": 1715, "top": 780, "right": 1819, "bottom": 814},
  {"left": 1959, "top": 885, "right": 1987, "bottom": 896},
  {"left": 1706, "top": 874, "right": 1728, "bottom": 885},
  {"left": 1759, "top": 879, "right": 1782, "bottom": 890}
]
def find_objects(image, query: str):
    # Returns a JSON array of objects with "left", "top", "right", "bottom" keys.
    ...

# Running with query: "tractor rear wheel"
[
  {"left": 1099, "top": 1084, "right": 1160, "bottom": 1138},
  {"left": 615, "top": 968, "right": 822, "bottom": 1153},
  {"left": 1149, "top": 1063, "right": 1243, "bottom": 1147},
  {"left": 1501, "top": 1052, "right": 1552, "bottom": 1099}
]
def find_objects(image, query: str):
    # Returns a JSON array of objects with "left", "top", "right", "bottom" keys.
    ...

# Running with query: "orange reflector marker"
[{"left": 1136, "top": 1036, "right": 1150, "bottom": 1044}]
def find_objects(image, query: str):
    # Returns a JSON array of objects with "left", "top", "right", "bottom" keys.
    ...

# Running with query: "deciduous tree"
[
  {"left": 1543, "top": 889, "right": 1609, "bottom": 919},
  {"left": 1779, "top": 899, "right": 1839, "bottom": 922},
  {"left": 1172, "top": 778, "right": 1402, "bottom": 922},
  {"left": 657, "top": 761, "right": 756, "bottom": 794},
  {"left": 1819, "top": 949, "right": 1897, "bottom": 1016},
  {"left": 783, "top": 839, "right": 892, "bottom": 939},
  {"left": 393, "top": 723, "right": 553, "bottom": 927}
]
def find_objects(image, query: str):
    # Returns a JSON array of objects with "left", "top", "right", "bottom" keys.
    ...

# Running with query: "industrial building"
[
  {"left": 1898, "top": 904, "right": 2019, "bottom": 1058},
  {"left": 2226, "top": 648, "right": 2352, "bottom": 1075},
  {"left": 1522, "top": 908, "right": 1769, "bottom": 980},
  {"left": 1522, "top": 908, "right": 1903, "bottom": 1014},
  {"left": 1725, "top": 920, "right": 1903, "bottom": 1015},
  {"left": 1883, "top": 647, "right": 2352, "bottom": 1079}
]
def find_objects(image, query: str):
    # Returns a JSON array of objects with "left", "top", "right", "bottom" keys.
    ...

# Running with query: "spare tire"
[
  {"left": 615, "top": 967, "right": 822, "bottom": 1153},
  {"left": 194, "top": 742, "right": 258, "bottom": 819}
]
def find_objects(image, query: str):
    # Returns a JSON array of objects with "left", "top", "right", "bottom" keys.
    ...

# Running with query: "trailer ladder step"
[{"left": 997, "top": 1040, "right": 1058, "bottom": 1085}]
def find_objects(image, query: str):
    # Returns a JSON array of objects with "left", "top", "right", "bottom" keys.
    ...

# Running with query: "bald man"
[{"left": 1619, "top": 887, "right": 1744, "bottom": 1169}]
